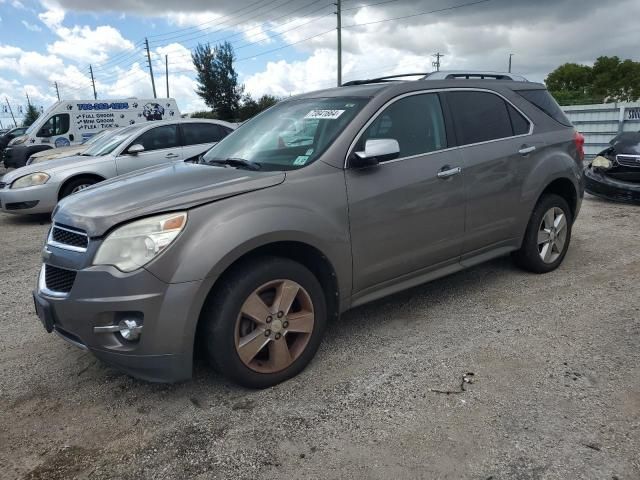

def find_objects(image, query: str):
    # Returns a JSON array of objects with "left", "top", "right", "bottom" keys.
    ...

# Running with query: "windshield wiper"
[{"left": 206, "top": 157, "right": 261, "bottom": 171}]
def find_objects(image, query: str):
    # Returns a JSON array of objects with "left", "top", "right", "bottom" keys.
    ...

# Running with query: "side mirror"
[
  {"left": 350, "top": 138, "right": 400, "bottom": 168},
  {"left": 128, "top": 144, "right": 145, "bottom": 155}
]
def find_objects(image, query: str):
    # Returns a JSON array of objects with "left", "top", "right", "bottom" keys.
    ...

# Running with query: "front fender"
[{"left": 146, "top": 164, "right": 352, "bottom": 302}]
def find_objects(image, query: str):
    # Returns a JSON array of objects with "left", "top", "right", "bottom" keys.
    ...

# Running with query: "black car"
[
  {"left": 585, "top": 132, "right": 640, "bottom": 204},
  {"left": 0, "top": 127, "right": 28, "bottom": 152}
]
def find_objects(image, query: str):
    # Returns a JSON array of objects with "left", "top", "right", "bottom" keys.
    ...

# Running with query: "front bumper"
[
  {"left": 0, "top": 182, "right": 59, "bottom": 214},
  {"left": 585, "top": 167, "right": 640, "bottom": 205},
  {"left": 3, "top": 144, "right": 30, "bottom": 168},
  {"left": 33, "top": 262, "right": 204, "bottom": 383}
]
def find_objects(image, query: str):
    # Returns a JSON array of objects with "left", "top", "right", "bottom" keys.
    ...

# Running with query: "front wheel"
[
  {"left": 203, "top": 257, "right": 327, "bottom": 388},
  {"left": 512, "top": 193, "right": 573, "bottom": 273},
  {"left": 59, "top": 176, "right": 98, "bottom": 200}
]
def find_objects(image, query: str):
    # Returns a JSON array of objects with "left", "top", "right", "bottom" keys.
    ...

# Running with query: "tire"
[
  {"left": 59, "top": 176, "right": 99, "bottom": 200},
  {"left": 512, "top": 193, "right": 573, "bottom": 273},
  {"left": 202, "top": 256, "right": 327, "bottom": 388}
]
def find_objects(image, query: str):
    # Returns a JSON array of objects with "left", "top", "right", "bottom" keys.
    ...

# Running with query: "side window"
[
  {"left": 37, "top": 114, "right": 70, "bottom": 137},
  {"left": 507, "top": 104, "right": 530, "bottom": 135},
  {"left": 446, "top": 91, "right": 513, "bottom": 145},
  {"left": 182, "top": 123, "right": 224, "bottom": 145},
  {"left": 356, "top": 93, "right": 447, "bottom": 159},
  {"left": 130, "top": 125, "right": 179, "bottom": 152}
]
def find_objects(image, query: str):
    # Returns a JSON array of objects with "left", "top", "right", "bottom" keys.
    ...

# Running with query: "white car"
[{"left": 0, "top": 119, "right": 235, "bottom": 214}]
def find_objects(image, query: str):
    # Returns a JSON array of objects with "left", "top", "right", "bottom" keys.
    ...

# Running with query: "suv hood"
[{"left": 54, "top": 162, "right": 285, "bottom": 236}]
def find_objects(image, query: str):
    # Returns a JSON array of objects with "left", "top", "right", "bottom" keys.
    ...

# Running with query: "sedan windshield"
[
  {"left": 82, "top": 125, "right": 143, "bottom": 157},
  {"left": 202, "top": 97, "right": 369, "bottom": 171}
]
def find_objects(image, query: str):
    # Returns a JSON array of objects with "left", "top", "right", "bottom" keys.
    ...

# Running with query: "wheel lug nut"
[
  {"left": 283, "top": 321, "right": 289, "bottom": 328},
  {"left": 277, "top": 311, "right": 284, "bottom": 318},
  {"left": 266, "top": 316, "right": 272, "bottom": 323},
  {"left": 275, "top": 333, "right": 281, "bottom": 340},
  {"left": 264, "top": 329, "right": 271, "bottom": 337}
]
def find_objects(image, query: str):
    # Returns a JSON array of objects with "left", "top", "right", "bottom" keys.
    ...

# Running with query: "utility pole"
[
  {"left": 508, "top": 53, "right": 514, "bottom": 73},
  {"left": 432, "top": 52, "right": 444, "bottom": 72},
  {"left": 145, "top": 37, "right": 157, "bottom": 99},
  {"left": 89, "top": 65, "right": 97, "bottom": 100},
  {"left": 25, "top": 91, "right": 31, "bottom": 107},
  {"left": 336, "top": 0, "right": 342, "bottom": 87},
  {"left": 54, "top": 81, "right": 60, "bottom": 101},
  {"left": 5, "top": 97, "right": 17, "bottom": 127},
  {"left": 165, "top": 55, "right": 170, "bottom": 98}
]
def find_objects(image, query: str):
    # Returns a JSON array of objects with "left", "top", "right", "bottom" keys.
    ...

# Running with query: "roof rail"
[
  {"left": 341, "top": 73, "right": 431, "bottom": 86},
  {"left": 342, "top": 70, "right": 529, "bottom": 86}
]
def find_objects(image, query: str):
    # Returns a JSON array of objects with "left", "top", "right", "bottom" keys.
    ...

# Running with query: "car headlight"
[
  {"left": 11, "top": 172, "right": 50, "bottom": 189},
  {"left": 592, "top": 155, "right": 612, "bottom": 169},
  {"left": 93, "top": 212, "right": 187, "bottom": 272},
  {"left": 9, "top": 135, "right": 28, "bottom": 146}
]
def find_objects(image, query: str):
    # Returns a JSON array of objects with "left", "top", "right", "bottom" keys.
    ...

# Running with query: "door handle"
[
  {"left": 165, "top": 153, "right": 180, "bottom": 158},
  {"left": 519, "top": 145, "right": 536, "bottom": 155},
  {"left": 437, "top": 166, "right": 462, "bottom": 179}
]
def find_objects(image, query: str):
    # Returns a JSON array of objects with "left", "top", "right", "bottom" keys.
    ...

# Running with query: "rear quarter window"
[
  {"left": 445, "top": 91, "right": 514, "bottom": 145},
  {"left": 515, "top": 89, "right": 572, "bottom": 127}
]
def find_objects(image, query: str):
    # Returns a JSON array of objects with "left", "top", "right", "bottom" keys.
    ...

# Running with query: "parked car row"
[
  {"left": 0, "top": 119, "right": 235, "bottom": 214},
  {"left": 23, "top": 73, "right": 586, "bottom": 388}
]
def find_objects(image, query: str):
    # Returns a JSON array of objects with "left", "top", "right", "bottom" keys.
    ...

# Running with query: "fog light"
[{"left": 118, "top": 319, "right": 142, "bottom": 341}]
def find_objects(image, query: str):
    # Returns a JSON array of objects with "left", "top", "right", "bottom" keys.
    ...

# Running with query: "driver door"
[
  {"left": 345, "top": 92, "right": 466, "bottom": 294},
  {"left": 115, "top": 124, "right": 182, "bottom": 175},
  {"left": 37, "top": 113, "right": 72, "bottom": 147}
]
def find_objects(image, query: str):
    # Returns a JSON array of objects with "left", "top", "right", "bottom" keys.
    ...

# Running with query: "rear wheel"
[
  {"left": 512, "top": 194, "right": 573, "bottom": 273},
  {"left": 59, "top": 176, "right": 99, "bottom": 200},
  {"left": 203, "top": 257, "right": 327, "bottom": 388}
]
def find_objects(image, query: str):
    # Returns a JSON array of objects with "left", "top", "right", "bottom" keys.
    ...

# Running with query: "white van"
[{"left": 3, "top": 98, "right": 180, "bottom": 168}]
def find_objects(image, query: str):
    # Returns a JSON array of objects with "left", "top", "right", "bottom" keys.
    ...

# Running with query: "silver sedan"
[{"left": 0, "top": 119, "right": 235, "bottom": 214}]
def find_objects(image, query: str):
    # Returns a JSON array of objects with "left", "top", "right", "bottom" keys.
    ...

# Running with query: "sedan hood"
[
  {"left": 54, "top": 162, "right": 285, "bottom": 236},
  {"left": 1, "top": 154, "right": 102, "bottom": 183},
  {"left": 31, "top": 145, "right": 86, "bottom": 161}
]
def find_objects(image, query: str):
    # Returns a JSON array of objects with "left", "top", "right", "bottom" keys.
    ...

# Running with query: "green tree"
[
  {"left": 237, "top": 93, "right": 279, "bottom": 121},
  {"left": 192, "top": 41, "right": 243, "bottom": 121},
  {"left": 546, "top": 56, "right": 640, "bottom": 105},
  {"left": 22, "top": 104, "right": 40, "bottom": 127}
]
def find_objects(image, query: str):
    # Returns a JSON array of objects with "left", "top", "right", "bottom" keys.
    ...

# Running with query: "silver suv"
[{"left": 33, "top": 77, "right": 585, "bottom": 388}]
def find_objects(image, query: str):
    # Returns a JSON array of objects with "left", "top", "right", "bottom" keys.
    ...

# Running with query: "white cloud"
[
  {"left": 21, "top": 20, "right": 43, "bottom": 32},
  {"left": 47, "top": 24, "right": 135, "bottom": 63}
]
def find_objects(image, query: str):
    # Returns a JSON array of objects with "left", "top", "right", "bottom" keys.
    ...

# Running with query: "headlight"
[
  {"left": 9, "top": 135, "right": 28, "bottom": 146},
  {"left": 592, "top": 155, "right": 612, "bottom": 169},
  {"left": 93, "top": 212, "right": 187, "bottom": 272},
  {"left": 11, "top": 172, "right": 50, "bottom": 189}
]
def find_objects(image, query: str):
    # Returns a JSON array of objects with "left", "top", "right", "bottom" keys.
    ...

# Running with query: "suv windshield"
[
  {"left": 202, "top": 97, "right": 369, "bottom": 171},
  {"left": 82, "top": 125, "right": 143, "bottom": 157}
]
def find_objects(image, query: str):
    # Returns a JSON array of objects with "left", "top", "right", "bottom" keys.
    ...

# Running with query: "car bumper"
[
  {"left": 585, "top": 167, "right": 640, "bottom": 205},
  {"left": 3, "top": 144, "right": 30, "bottom": 168},
  {"left": 0, "top": 183, "right": 59, "bottom": 214},
  {"left": 33, "top": 263, "right": 203, "bottom": 383}
]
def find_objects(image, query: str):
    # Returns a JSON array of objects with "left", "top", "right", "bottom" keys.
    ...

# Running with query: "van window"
[
  {"left": 129, "top": 125, "right": 179, "bottom": 152},
  {"left": 182, "top": 123, "right": 226, "bottom": 145},
  {"left": 445, "top": 91, "right": 514, "bottom": 145},
  {"left": 356, "top": 93, "right": 447, "bottom": 159},
  {"left": 37, "top": 114, "right": 70, "bottom": 137}
]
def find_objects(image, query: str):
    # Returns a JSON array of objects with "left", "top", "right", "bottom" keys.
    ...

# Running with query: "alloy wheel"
[
  {"left": 71, "top": 184, "right": 92, "bottom": 194},
  {"left": 537, "top": 207, "right": 567, "bottom": 264},
  {"left": 234, "top": 279, "right": 315, "bottom": 374}
]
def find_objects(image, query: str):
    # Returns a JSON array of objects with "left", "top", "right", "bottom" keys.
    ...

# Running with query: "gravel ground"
[{"left": 0, "top": 183, "right": 638, "bottom": 480}]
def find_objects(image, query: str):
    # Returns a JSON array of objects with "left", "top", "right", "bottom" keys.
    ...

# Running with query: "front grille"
[
  {"left": 45, "top": 265, "right": 77, "bottom": 293},
  {"left": 50, "top": 224, "right": 88, "bottom": 250},
  {"left": 616, "top": 155, "right": 640, "bottom": 168}
]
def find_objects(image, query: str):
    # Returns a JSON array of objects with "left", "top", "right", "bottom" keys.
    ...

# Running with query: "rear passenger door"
[
  {"left": 180, "top": 123, "right": 229, "bottom": 161},
  {"left": 115, "top": 124, "right": 182, "bottom": 175},
  {"left": 442, "top": 90, "right": 539, "bottom": 261}
]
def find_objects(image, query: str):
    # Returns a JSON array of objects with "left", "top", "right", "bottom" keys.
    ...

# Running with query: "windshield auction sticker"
[{"left": 305, "top": 109, "right": 345, "bottom": 120}]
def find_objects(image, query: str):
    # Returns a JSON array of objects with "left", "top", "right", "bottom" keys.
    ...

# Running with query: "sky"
[{"left": 0, "top": 0, "right": 639, "bottom": 124}]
